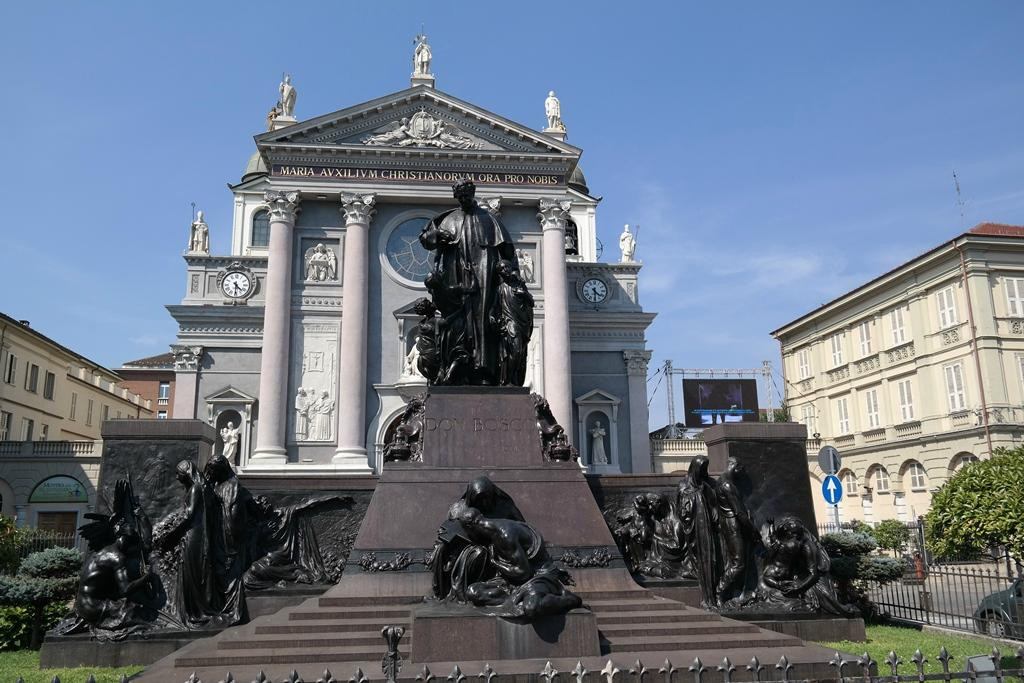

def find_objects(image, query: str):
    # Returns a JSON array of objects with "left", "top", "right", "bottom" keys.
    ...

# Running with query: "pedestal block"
[{"left": 411, "top": 604, "right": 600, "bottom": 662}]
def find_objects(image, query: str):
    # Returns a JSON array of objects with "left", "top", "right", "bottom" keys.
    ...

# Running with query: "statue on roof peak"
[
  {"left": 278, "top": 73, "right": 296, "bottom": 118},
  {"left": 413, "top": 33, "right": 432, "bottom": 77}
]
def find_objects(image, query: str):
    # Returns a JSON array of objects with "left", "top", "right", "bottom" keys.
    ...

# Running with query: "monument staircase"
[{"left": 137, "top": 388, "right": 839, "bottom": 681}]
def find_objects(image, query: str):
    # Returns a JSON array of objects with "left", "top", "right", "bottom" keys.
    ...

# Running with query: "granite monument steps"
[{"left": 133, "top": 388, "right": 837, "bottom": 681}]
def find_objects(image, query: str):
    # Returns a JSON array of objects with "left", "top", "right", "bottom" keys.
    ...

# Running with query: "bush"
[
  {"left": 0, "top": 602, "right": 68, "bottom": 651},
  {"left": 842, "top": 519, "right": 876, "bottom": 537},
  {"left": 0, "top": 547, "right": 81, "bottom": 649},
  {"left": 927, "top": 447, "right": 1024, "bottom": 563},
  {"left": 821, "top": 532, "right": 877, "bottom": 557},
  {"left": 874, "top": 519, "right": 911, "bottom": 557},
  {"left": 822, "top": 531, "right": 903, "bottom": 618},
  {"left": 18, "top": 547, "right": 81, "bottom": 579},
  {"left": 0, "top": 517, "right": 20, "bottom": 574}
]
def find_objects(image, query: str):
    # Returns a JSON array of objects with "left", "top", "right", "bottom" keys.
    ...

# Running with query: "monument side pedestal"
[{"left": 411, "top": 604, "right": 600, "bottom": 662}]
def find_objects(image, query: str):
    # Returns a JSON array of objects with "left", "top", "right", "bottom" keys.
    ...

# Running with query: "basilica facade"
[{"left": 168, "top": 57, "right": 655, "bottom": 476}]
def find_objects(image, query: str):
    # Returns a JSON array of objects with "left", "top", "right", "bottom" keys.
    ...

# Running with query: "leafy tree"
[
  {"left": 874, "top": 519, "right": 911, "bottom": 557},
  {"left": 927, "top": 447, "right": 1024, "bottom": 563},
  {"left": 0, "top": 547, "right": 81, "bottom": 649}
]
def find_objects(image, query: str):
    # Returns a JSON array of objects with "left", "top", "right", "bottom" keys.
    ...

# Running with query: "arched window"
[
  {"left": 251, "top": 210, "right": 270, "bottom": 247},
  {"left": 872, "top": 466, "right": 890, "bottom": 493},
  {"left": 905, "top": 462, "right": 927, "bottom": 490},
  {"left": 842, "top": 470, "right": 858, "bottom": 496},
  {"left": 952, "top": 453, "right": 979, "bottom": 472}
]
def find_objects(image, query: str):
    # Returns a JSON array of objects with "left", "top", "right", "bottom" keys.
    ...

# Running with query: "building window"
[
  {"left": 873, "top": 467, "right": 890, "bottom": 493},
  {"left": 937, "top": 286, "right": 958, "bottom": 329},
  {"left": 830, "top": 333, "right": 845, "bottom": 367},
  {"left": 42, "top": 371, "right": 55, "bottom": 400},
  {"left": 797, "top": 348, "right": 811, "bottom": 380},
  {"left": 858, "top": 320, "right": 872, "bottom": 357},
  {"left": 39, "top": 424, "right": 49, "bottom": 441},
  {"left": 86, "top": 399, "right": 94, "bottom": 426},
  {"left": 897, "top": 378, "right": 915, "bottom": 421},
  {"left": 835, "top": 396, "right": 851, "bottom": 434},
  {"left": 21, "top": 418, "right": 34, "bottom": 441},
  {"left": 843, "top": 471, "right": 858, "bottom": 496},
  {"left": 24, "top": 363, "right": 39, "bottom": 393},
  {"left": 864, "top": 389, "right": 880, "bottom": 429},
  {"left": 0, "top": 411, "right": 11, "bottom": 440},
  {"left": 101, "top": 405, "right": 110, "bottom": 422},
  {"left": 3, "top": 353, "right": 16, "bottom": 384},
  {"left": 158, "top": 381, "right": 170, "bottom": 404},
  {"left": 69, "top": 392, "right": 77, "bottom": 420},
  {"left": 889, "top": 306, "right": 907, "bottom": 346},
  {"left": 251, "top": 209, "right": 271, "bottom": 247},
  {"left": 800, "top": 404, "right": 816, "bottom": 434},
  {"left": 907, "top": 462, "right": 927, "bottom": 490},
  {"left": 157, "top": 410, "right": 168, "bottom": 420},
  {"left": 1006, "top": 277, "right": 1024, "bottom": 317},
  {"left": 944, "top": 362, "right": 966, "bottom": 412},
  {"left": 954, "top": 454, "right": 979, "bottom": 471}
]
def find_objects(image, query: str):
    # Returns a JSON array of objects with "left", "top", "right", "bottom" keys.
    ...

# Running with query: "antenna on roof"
[
  {"left": 952, "top": 169, "right": 965, "bottom": 229},
  {"left": 190, "top": 201, "right": 196, "bottom": 222}
]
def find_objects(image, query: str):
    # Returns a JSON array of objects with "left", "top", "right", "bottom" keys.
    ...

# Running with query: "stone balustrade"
[{"left": 0, "top": 440, "right": 102, "bottom": 457}]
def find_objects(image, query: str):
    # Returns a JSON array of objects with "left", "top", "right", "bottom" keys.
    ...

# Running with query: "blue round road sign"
[{"left": 822, "top": 474, "right": 843, "bottom": 505}]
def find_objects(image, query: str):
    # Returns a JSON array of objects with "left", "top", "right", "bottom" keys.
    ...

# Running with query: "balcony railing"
[
  {"left": 0, "top": 440, "right": 101, "bottom": 456},
  {"left": 651, "top": 439, "right": 707, "bottom": 456},
  {"left": 950, "top": 410, "right": 971, "bottom": 428},
  {"left": 862, "top": 427, "right": 886, "bottom": 444},
  {"left": 893, "top": 420, "right": 922, "bottom": 438}
]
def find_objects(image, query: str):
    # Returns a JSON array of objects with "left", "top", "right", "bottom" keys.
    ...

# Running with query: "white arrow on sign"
[{"left": 826, "top": 477, "right": 838, "bottom": 502}]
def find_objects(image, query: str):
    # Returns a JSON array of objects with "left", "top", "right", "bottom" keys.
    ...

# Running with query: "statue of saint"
[
  {"left": 494, "top": 260, "right": 534, "bottom": 387},
  {"left": 314, "top": 391, "right": 334, "bottom": 440},
  {"left": 545, "top": 90, "right": 564, "bottom": 131},
  {"left": 220, "top": 422, "right": 240, "bottom": 461},
  {"left": 305, "top": 244, "right": 337, "bottom": 281},
  {"left": 516, "top": 248, "right": 534, "bottom": 283},
  {"left": 715, "top": 457, "right": 756, "bottom": 605},
  {"left": 619, "top": 224, "right": 637, "bottom": 263},
  {"left": 589, "top": 421, "right": 608, "bottom": 465},
  {"left": 419, "top": 178, "right": 521, "bottom": 385},
  {"left": 279, "top": 74, "right": 296, "bottom": 118},
  {"left": 188, "top": 211, "right": 210, "bottom": 254},
  {"left": 294, "top": 388, "right": 310, "bottom": 439},
  {"left": 413, "top": 33, "right": 432, "bottom": 76}
]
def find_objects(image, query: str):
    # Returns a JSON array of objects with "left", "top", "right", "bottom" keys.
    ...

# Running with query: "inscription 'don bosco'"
[
  {"left": 425, "top": 417, "right": 529, "bottom": 433},
  {"left": 272, "top": 165, "right": 564, "bottom": 187}
]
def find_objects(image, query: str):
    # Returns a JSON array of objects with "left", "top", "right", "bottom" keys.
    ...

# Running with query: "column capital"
[
  {"left": 537, "top": 198, "right": 573, "bottom": 232},
  {"left": 623, "top": 350, "right": 652, "bottom": 376},
  {"left": 171, "top": 344, "right": 204, "bottom": 372},
  {"left": 340, "top": 193, "right": 377, "bottom": 224},
  {"left": 264, "top": 190, "right": 301, "bottom": 223}
]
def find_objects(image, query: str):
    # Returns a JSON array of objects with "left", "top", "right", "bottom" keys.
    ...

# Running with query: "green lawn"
[
  {"left": 0, "top": 650, "right": 140, "bottom": 683},
  {"left": 816, "top": 624, "right": 1023, "bottom": 676}
]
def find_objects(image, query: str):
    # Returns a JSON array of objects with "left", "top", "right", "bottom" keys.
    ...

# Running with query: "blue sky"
[{"left": 2, "top": 2, "right": 1022, "bottom": 428}]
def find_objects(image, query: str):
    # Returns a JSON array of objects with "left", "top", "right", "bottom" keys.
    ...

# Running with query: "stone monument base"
[
  {"left": 736, "top": 613, "right": 867, "bottom": 642},
  {"left": 410, "top": 603, "right": 601, "bottom": 662}
]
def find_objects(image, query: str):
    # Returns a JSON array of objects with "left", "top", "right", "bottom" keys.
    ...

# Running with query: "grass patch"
[
  {"left": 816, "top": 624, "right": 1022, "bottom": 675},
  {"left": 0, "top": 650, "right": 140, "bottom": 683}
]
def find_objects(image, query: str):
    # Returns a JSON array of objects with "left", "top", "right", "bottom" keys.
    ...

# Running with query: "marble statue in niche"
[
  {"left": 544, "top": 90, "right": 565, "bottom": 132},
  {"left": 413, "top": 33, "right": 432, "bottom": 76},
  {"left": 619, "top": 224, "right": 637, "bottom": 263},
  {"left": 304, "top": 243, "right": 337, "bottom": 282},
  {"left": 220, "top": 422, "right": 239, "bottom": 461},
  {"left": 188, "top": 211, "right": 210, "bottom": 254},
  {"left": 589, "top": 420, "right": 608, "bottom": 465},
  {"left": 279, "top": 74, "right": 296, "bottom": 118}
]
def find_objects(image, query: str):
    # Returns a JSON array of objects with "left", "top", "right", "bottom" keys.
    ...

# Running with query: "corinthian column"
[
  {"left": 251, "top": 190, "right": 300, "bottom": 463},
  {"left": 538, "top": 198, "right": 574, "bottom": 439},
  {"left": 623, "top": 350, "right": 653, "bottom": 473},
  {"left": 333, "top": 193, "right": 377, "bottom": 469}
]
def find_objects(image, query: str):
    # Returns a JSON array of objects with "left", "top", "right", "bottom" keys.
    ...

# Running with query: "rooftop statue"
[
  {"left": 413, "top": 33, "right": 432, "bottom": 76},
  {"left": 417, "top": 178, "right": 527, "bottom": 386},
  {"left": 279, "top": 74, "right": 296, "bottom": 118},
  {"left": 619, "top": 224, "right": 637, "bottom": 263},
  {"left": 545, "top": 90, "right": 565, "bottom": 132}
]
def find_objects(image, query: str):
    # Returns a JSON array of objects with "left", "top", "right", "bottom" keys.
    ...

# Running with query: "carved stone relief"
[
  {"left": 361, "top": 110, "right": 484, "bottom": 150},
  {"left": 291, "top": 321, "right": 339, "bottom": 443}
]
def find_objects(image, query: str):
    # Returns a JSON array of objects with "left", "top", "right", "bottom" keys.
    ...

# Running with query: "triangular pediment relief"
[
  {"left": 575, "top": 389, "right": 620, "bottom": 406},
  {"left": 393, "top": 299, "right": 429, "bottom": 320},
  {"left": 205, "top": 385, "right": 257, "bottom": 403},
  {"left": 256, "top": 86, "right": 579, "bottom": 157}
]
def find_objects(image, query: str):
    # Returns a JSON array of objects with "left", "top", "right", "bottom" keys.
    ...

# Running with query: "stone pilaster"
[
  {"left": 170, "top": 344, "right": 204, "bottom": 419},
  {"left": 251, "top": 190, "right": 300, "bottom": 463},
  {"left": 537, "top": 198, "right": 574, "bottom": 440},
  {"left": 623, "top": 350, "right": 653, "bottom": 473},
  {"left": 334, "top": 193, "right": 377, "bottom": 470}
]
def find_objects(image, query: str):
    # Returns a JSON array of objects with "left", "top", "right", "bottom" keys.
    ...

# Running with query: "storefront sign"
[{"left": 29, "top": 476, "right": 88, "bottom": 503}]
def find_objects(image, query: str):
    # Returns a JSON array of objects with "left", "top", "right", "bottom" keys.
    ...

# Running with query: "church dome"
[
  {"left": 568, "top": 165, "right": 589, "bottom": 194},
  {"left": 242, "top": 151, "right": 268, "bottom": 182}
]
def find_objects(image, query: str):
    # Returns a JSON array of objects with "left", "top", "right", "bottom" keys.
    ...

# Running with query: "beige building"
[
  {"left": 771, "top": 223, "right": 1024, "bottom": 527},
  {"left": 0, "top": 313, "right": 152, "bottom": 531}
]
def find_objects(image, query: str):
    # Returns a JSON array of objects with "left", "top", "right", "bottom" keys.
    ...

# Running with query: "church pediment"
[
  {"left": 256, "top": 86, "right": 580, "bottom": 157},
  {"left": 205, "top": 385, "right": 257, "bottom": 403}
]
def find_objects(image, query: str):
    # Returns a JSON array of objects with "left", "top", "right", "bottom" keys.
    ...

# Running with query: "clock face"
[
  {"left": 222, "top": 271, "right": 252, "bottom": 298},
  {"left": 581, "top": 278, "right": 608, "bottom": 304},
  {"left": 385, "top": 217, "right": 433, "bottom": 284}
]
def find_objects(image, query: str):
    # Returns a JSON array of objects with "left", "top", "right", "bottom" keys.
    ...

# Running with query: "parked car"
[{"left": 973, "top": 576, "right": 1024, "bottom": 639}]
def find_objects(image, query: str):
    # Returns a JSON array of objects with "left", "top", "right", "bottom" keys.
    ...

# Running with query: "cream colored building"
[
  {"left": 771, "top": 223, "right": 1024, "bottom": 527},
  {"left": 0, "top": 313, "right": 152, "bottom": 531}
]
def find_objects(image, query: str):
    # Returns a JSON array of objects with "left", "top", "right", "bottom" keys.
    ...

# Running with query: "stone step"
[
  {"left": 587, "top": 599, "right": 689, "bottom": 612},
  {"left": 599, "top": 621, "right": 759, "bottom": 638},
  {"left": 605, "top": 632, "right": 803, "bottom": 653},
  {"left": 256, "top": 618, "right": 412, "bottom": 635},
  {"left": 576, "top": 589, "right": 654, "bottom": 600},
  {"left": 597, "top": 610, "right": 720, "bottom": 624},
  {"left": 318, "top": 594, "right": 423, "bottom": 607},
  {"left": 289, "top": 605, "right": 413, "bottom": 621},
  {"left": 219, "top": 632, "right": 412, "bottom": 650},
  {"left": 176, "top": 645, "right": 401, "bottom": 668}
]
